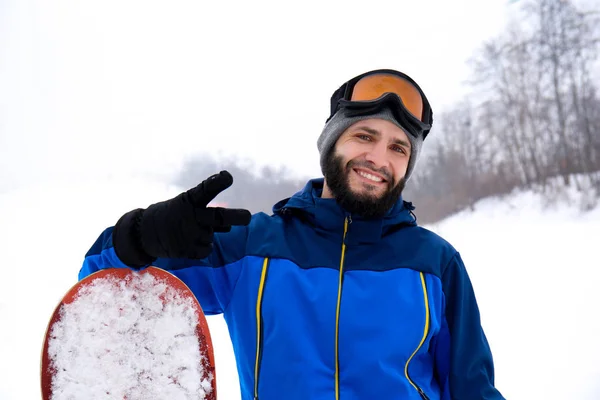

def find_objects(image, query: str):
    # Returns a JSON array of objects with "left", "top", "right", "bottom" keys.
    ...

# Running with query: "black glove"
[{"left": 113, "top": 170, "right": 251, "bottom": 267}]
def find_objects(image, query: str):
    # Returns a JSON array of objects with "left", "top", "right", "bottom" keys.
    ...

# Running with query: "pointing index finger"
[{"left": 188, "top": 170, "right": 234, "bottom": 208}]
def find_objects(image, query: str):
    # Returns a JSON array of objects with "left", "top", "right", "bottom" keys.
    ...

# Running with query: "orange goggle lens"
[{"left": 350, "top": 73, "right": 424, "bottom": 122}]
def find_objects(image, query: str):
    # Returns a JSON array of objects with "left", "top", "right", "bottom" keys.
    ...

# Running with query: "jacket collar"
[{"left": 272, "top": 178, "right": 416, "bottom": 244}]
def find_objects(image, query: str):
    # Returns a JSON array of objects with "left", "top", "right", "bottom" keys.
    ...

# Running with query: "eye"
[
  {"left": 357, "top": 134, "right": 372, "bottom": 141},
  {"left": 391, "top": 145, "right": 407, "bottom": 155}
]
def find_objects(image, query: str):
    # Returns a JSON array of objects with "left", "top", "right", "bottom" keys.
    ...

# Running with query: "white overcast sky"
[{"left": 0, "top": 0, "right": 517, "bottom": 192}]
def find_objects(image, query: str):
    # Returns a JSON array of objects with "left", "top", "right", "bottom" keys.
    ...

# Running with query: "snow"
[
  {"left": 426, "top": 181, "right": 600, "bottom": 400},
  {"left": 46, "top": 271, "right": 212, "bottom": 400},
  {"left": 0, "top": 176, "right": 599, "bottom": 399}
]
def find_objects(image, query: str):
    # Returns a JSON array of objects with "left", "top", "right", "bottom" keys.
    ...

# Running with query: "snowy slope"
[
  {"left": 0, "top": 177, "right": 598, "bottom": 399},
  {"left": 427, "top": 183, "right": 600, "bottom": 399}
]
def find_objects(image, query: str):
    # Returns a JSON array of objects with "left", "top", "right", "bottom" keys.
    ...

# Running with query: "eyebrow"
[{"left": 355, "top": 126, "right": 411, "bottom": 149}]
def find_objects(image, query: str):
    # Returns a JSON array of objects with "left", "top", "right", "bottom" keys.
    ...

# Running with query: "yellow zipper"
[
  {"left": 404, "top": 272, "right": 430, "bottom": 399},
  {"left": 335, "top": 217, "right": 350, "bottom": 400},
  {"left": 254, "top": 257, "right": 270, "bottom": 400}
]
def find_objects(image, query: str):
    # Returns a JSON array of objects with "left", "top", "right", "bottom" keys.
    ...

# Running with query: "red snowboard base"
[{"left": 41, "top": 267, "right": 216, "bottom": 400}]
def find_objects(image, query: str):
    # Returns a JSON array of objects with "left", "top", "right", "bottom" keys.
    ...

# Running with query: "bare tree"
[
  {"left": 407, "top": 0, "right": 600, "bottom": 222},
  {"left": 467, "top": 0, "right": 599, "bottom": 185},
  {"left": 526, "top": 0, "right": 600, "bottom": 183}
]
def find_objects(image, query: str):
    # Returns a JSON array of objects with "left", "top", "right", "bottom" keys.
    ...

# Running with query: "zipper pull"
[
  {"left": 344, "top": 214, "right": 352, "bottom": 228},
  {"left": 343, "top": 215, "right": 352, "bottom": 237}
]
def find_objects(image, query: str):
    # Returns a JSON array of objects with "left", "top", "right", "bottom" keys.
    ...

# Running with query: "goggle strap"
[{"left": 328, "top": 84, "right": 347, "bottom": 122}]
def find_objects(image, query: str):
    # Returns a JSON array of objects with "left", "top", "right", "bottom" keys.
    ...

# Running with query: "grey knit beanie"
[{"left": 317, "top": 106, "right": 423, "bottom": 181}]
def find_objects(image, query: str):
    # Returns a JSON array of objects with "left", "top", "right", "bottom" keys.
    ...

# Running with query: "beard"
[{"left": 323, "top": 151, "right": 406, "bottom": 219}]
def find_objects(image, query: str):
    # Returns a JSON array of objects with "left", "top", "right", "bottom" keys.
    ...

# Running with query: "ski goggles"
[{"left": 328, "top": 69, "right": 433, "bottom": 139}]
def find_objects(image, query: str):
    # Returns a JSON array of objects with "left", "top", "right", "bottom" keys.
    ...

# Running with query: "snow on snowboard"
[{"left": 40, "top": 267, "right": 217, "bottom": 400}]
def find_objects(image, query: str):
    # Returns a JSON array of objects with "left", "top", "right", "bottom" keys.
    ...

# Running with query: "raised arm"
[{"left": 78, "top": 170, "right": 252, "bottom": 315}]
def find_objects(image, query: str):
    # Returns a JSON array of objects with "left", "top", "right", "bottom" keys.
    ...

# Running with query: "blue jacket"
[{"left": 80, "top": 178, "right": 504, "bottom": 400}]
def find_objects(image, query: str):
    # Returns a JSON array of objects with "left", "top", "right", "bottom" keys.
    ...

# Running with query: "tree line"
[{"left": 405, "top": 0, "right": 600, "bottom": 222}]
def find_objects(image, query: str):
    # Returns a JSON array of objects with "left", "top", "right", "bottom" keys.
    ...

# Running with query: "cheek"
[
  {"left": 338, "top": 141, "right": 369, "bottom": 160},
  {"left": 392, "top": 158, "right": 410, "bottom": 180}
]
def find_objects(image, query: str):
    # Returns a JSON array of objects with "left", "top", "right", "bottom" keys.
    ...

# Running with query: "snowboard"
[{"left": 41, "top": 266, "right": 216, "bottom": 400}]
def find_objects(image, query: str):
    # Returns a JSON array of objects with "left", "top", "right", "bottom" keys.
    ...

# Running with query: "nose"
[{"left": 364, "top": 141, "right": 388, "bottom": 168}]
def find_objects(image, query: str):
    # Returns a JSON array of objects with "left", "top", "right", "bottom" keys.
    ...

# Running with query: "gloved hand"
[{"left": 113, "top": 170, "right": 251, "bottom": 267}]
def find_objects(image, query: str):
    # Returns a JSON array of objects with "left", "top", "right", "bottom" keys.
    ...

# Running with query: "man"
[{"left": 80, "top": 69, "right": 504, "bottom": 399}]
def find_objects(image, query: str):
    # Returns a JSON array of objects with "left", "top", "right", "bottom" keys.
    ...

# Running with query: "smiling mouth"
[{"left": 353, "top": 168, "right": 386, "bottom": 184}]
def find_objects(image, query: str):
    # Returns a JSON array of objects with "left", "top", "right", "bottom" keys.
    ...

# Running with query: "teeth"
[{"left": 357, "top": 170, "right": 383, "bottom": 182}]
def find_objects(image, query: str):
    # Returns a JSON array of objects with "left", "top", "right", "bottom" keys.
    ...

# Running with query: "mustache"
[{"left": 346, "top": 160, "right": 393, "bottom": 182}]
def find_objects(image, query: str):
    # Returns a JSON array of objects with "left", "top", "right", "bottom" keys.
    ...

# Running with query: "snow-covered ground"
[
  {"left": 0, "top": 177, "right": 598, "bottom": 399},
  {"left": 428, "top": 182, "right": 600, "bottom": 399}
]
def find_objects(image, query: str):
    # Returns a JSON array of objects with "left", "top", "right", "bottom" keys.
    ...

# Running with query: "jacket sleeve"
[
  {"left": 78, "top": 224, "right": 249, "bottom": 316},
  {"left": 434, "top": 252, "right": 505, "bottom": 400}
]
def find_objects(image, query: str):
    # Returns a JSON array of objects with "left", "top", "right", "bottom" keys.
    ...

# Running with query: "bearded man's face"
[{"left": 322, "top": 119, "right": 410, "bottom": 218}]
